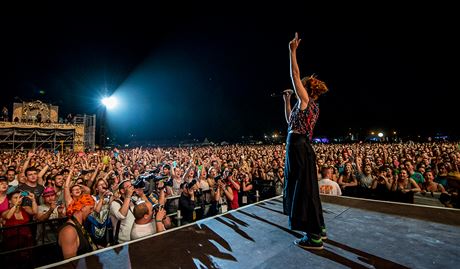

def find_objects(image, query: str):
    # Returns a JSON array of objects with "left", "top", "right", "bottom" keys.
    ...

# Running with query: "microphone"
[{"left": 270, "top": 89, "right": 294, "bottom": 97}]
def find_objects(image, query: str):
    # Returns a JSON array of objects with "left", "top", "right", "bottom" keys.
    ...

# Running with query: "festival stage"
[{"left": 42, "top": 196, "right": 460, "bottom": 269}]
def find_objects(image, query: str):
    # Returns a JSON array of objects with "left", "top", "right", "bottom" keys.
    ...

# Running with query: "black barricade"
[
  {"left": 253, "top": 179, "right": 276, "bottom": 200},
  {"left": 0, "top": 217, "right": 68, "bottom": 268}
]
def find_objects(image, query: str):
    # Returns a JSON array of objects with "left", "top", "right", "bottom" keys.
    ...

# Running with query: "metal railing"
[
  {"left": 0, "top": 185, "right": 274, "bottom": 268},
  {"left": 163, "top": 188, "right": 264, "bottom": 227}
]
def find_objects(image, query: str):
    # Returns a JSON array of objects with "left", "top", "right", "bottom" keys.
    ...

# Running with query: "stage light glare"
[
  {"left": 378, "top": 132, "right": 384, "bottom": 138},
  {"left": 101, "top": 96, "right": 118, "bottom": 110}
]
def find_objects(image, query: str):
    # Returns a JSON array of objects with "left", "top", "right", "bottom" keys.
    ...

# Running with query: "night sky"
[{"left": 1, "top": 3, "right": 458, "bottom": 144}]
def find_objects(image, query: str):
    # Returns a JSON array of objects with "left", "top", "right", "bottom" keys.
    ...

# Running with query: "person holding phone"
[
  {"left": 1, "top": 189, "right": 37, "bottom": 250},
  {"left": 179, "top": 180, "right": 197, "bottom": 224},
  {"left": 36, "top": 187, "right": 66, "bottom": 221},
  {"left": 36, "top": 187, "right": 66, "bottom": 244}
]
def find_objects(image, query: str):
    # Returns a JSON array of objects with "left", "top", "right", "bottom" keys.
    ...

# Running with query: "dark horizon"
[{"left": 1, "top": 4, "right": 458, "bottom": 144}]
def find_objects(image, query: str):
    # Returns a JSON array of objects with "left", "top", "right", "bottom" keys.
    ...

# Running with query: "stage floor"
[{"left": 45, "top": 196, "right": 460, "bottom": 269}]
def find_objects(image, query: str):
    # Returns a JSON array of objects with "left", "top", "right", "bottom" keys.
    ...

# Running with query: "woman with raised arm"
[{"left": 283, "top": 32, "right": 329, "bottom": 250}]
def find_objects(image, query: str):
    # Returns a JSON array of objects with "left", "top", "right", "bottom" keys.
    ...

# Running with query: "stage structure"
[
  {"left": 12, "top": 100, "right": 59, "bottom": 123},
  {"left": 75, "top": 114, "right": 96, "bottom": 152},
  {"left": 0, "top": 101, "right": 96, "bottom": 152}
]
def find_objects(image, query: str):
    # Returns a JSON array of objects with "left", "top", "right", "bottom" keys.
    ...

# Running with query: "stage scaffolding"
[
  {"left": 0, "top": 114, "right": 95, "bottom": 152},
  {"left": 75, "top": 114, "right": 96, "bottom": 151}
]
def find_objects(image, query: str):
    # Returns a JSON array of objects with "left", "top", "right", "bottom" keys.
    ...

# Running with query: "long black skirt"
[{"left": 283, "top": 133, "right": 324, "bottom": 235}]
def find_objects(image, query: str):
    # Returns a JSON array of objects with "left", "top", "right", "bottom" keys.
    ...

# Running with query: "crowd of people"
[
  {"left": 314, "top": 142, "right": 460, "bottom": 206},
  {"left": 0, "top": 141, "right": 459, "bottom": 260}
]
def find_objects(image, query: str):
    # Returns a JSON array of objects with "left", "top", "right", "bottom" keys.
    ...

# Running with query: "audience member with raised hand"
[
  {"left": 36, "top": 187, "right": 65, "bottom": 221},
  {"left": 64, "top": 168, "right": 82, "bottom": 208},
  {"left": 0, "top": 138, "right": 459, "bottom": 262},
  {"left": 2, "top": 190, "right": 37, "bottom": 250},
  {"left": 110, "top": 179, "right": 136, "bottom": 244}
]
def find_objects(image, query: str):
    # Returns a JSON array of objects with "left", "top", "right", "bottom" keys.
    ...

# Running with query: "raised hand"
[
  {"left": 28, "top": 192, "right": 35, "bottom": 201},
  {"left": 187, "top": 188, "right": 195, "bottom": 197},
  {"left": 50, "top": 201, "right": 57, "bottom": 210},
  {"left": 57, "top": 204, "right": 65, "bottom": 214},
  {"left": 15, "top": 196, "right": 24, "bottom": 207},
  {"left": 155, "top": 208, "right": 166, "bottom": 221},
  {"left": 126, "top": 185, "right": 135, "bottom": 198},
  {"left": 289, "top": 32, "right": 301, "bottom": 51},
  {"left": 104, "top": 190, "right": 113, "bottom": 198}
]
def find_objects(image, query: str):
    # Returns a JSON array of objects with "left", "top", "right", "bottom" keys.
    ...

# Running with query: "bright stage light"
[
  {"left": 378, "top": 132, "right": 384, "bottom": 138},
  {"left": 101, "top": 96, "right": 118, "bottom": 110}
]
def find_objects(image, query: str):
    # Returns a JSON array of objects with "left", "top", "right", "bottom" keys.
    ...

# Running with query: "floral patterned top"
[{"left": 288, "top": 99, "right": 319, "bottom": 141}]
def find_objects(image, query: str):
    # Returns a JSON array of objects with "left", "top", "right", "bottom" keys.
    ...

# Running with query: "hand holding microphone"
[
  {"left": 271, "top": 89, "right": 294, "bottom": 98},
  {"left": 283, "top": 89, "right": 294, "bottom": 102},
  {"left": 283, "top": 89, "right": 294, "bottom": 96}
]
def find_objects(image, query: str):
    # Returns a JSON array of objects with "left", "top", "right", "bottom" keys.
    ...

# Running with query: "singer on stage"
[{"left": 282, "top": 32, "right": 329, "bottom": 250}]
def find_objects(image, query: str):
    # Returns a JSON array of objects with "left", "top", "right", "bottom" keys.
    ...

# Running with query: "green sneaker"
[
  {"left": 320, "top": 227, "right": 327, "bottom": 240},
  {"left": 294, "top": 235, "right": 324, "bottom": 250}
]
